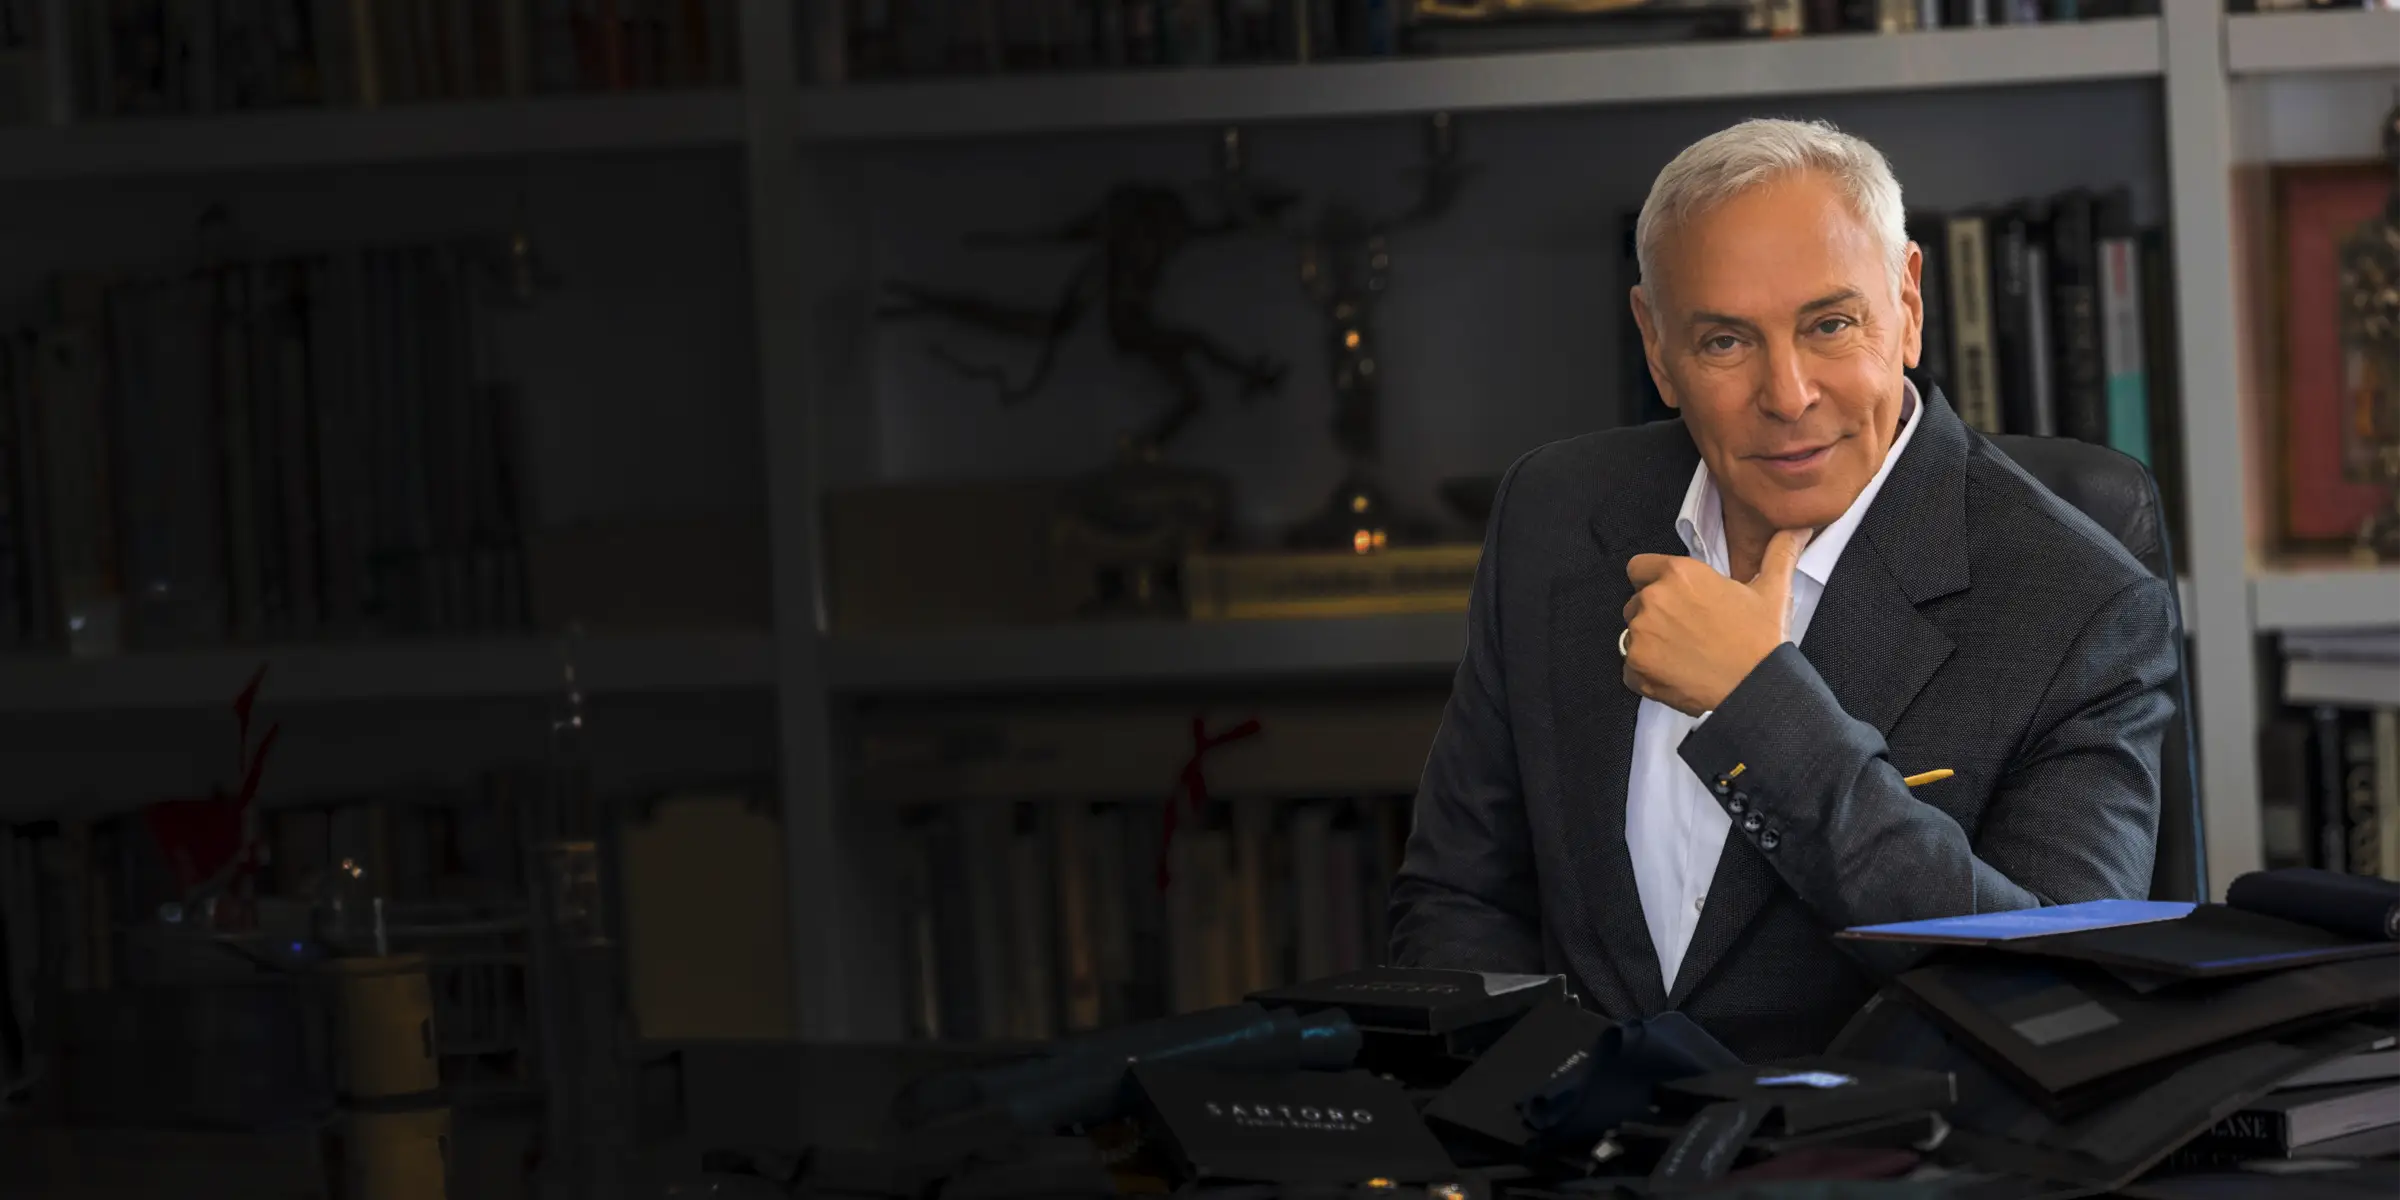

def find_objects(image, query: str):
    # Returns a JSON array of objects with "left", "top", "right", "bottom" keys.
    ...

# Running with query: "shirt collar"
[{"left": 1674, "top": 377, "right": 1923, "bottom": 585}]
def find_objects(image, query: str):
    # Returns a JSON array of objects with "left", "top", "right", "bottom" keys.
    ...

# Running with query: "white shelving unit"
[
  {"left": 2226, "top": 8, "right": 2400, "bottom": 76},
  {"left": 786, "top": 18, "right": 2163, "bottom": 142},
  {"left": 2253, "top": 566, "right": 2400, "bottom": 632},
  {"left": 0, "top": 632, "right": 774, "bottom": 713},
  {"left": 6, "top": 3, "right": 2394, "bottom": 1042}
]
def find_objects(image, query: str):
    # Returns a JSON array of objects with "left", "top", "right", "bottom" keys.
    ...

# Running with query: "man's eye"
[
  {"left": 1704, "top": 334, "right": 1741, "bottom": 353},
  {"left": 1813, "top": 317, "right": 1854, "bottom": 336}
]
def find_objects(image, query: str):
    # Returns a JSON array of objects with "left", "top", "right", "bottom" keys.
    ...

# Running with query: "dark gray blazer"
[{"left": 1387, "top": 387, "right": 2177, "bottom": 1062}]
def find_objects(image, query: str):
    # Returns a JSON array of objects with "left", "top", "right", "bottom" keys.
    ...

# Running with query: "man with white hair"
[{"left": 1388, "top": 117, "right": 2176, "bottom": 1060}]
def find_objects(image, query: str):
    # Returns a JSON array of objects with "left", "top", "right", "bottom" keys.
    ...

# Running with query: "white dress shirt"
[{"left": 1626, "top": 380, "right": 1924, "bottom": 993}]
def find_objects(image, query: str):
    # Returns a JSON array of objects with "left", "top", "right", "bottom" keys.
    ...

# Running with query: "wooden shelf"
[
  {"left": 2252, "top": 565, "right": 2400, "bottom": 633},
  {"left": 819, "top": 614, "right": 1466, "bottom": 694},
  {"left": 0, "top": 631, "right": 774, "bottom": 712},
  {"left": 2226, "top": 10, "right": 2400, "bottom": 77},
  {"left": 0, "top": 89, "right": 746, "bottom": 182},
  {"left": 785, "top": 19, "right": 2162, "bottom": 144}
]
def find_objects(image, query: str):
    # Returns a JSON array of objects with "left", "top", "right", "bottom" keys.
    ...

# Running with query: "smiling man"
[{"left": 1387, "top": 118, "right": 2178, "bottom": 1060}]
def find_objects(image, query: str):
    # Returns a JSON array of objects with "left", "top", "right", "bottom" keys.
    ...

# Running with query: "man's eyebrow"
[
  {"left": 1798, "top": 287, "right": 1865, "bottom": 313},
  {"left": 1684, "top": 289, "right": 1863, "bottom": 332},
  {"left": 1686, "top": 310, "right": 1761, "bottom": 334}
]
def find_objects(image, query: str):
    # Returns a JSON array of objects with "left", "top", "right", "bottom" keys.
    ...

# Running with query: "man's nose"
[{"left": 1757, "top": 339, "right": 1814, "bottom": 423}]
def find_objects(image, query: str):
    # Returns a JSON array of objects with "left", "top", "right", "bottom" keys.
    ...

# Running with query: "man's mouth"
[{"left": 1753, "top": 443, "right": 1835, "bottom": 474}]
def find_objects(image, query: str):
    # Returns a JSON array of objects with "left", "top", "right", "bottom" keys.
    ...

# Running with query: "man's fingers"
[
  {"left": 1626, "top": 553, "right": 1677, "bottom": 587},
  {"left": 1622, "top": 592, "right": 1643, "bottom": 624},
  {"left": 1750, "top": 527, "right": 1811, "bottom": 598}
]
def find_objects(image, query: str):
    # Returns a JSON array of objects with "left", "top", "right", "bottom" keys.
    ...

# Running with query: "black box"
[
  {"left": 1131, "top": 1064, "right": 1456, "bottom": 1184},
  {"left": 1422, "top": 998, "right": 1613, "bottom": 1151}
]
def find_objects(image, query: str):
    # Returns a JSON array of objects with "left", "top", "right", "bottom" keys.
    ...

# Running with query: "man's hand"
[{"left": 1623, "top": 529, "right": 1810, "bottom": 716}]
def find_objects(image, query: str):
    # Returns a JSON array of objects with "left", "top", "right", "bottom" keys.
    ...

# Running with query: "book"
[
  {"left": 2177, "top": 1081, "right": 2400, "bottom": 1160},
  {"left": 1839, "top": 898, "right": 2194, "bottom": 944},
  {"left": 2278, "top": 1040, "right": 2397, "bottom": 1091}
]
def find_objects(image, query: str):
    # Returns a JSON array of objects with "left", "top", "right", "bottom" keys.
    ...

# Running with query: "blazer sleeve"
[
  {"left": 1387, "top": 449, "right": 1547, "bottom": 972},
  {"left": 1675, "top": 573, "right": 2176, "bottom": 930}
]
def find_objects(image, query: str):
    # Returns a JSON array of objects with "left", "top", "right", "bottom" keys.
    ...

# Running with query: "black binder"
[{"left": 1893, "top": 953, "right": 2397, "bottom": 1100}]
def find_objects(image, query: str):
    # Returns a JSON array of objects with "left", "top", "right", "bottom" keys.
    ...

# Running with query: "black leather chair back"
[{"left": 1987, "top": 434, "right": 2205, "bottom": 903}]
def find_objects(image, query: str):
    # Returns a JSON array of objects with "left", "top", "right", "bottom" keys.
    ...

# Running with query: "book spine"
[
  {"left": 2048, "top": 190, "right": 2109, "bottom": 445},
  {"left": 1945, "top": 214, "right": 2002, "bottom": 434},
  {"left": 2098, "top": 232, "right": 2150, "bottom": 465}
]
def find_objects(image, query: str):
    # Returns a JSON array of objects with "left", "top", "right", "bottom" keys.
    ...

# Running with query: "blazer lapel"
[
  {"left": 1542, "top": 426, "right": 1698, "bottom": 1019},
  {"left": 1663, "top": 388, "right": 1974, "bottom": 1010}
]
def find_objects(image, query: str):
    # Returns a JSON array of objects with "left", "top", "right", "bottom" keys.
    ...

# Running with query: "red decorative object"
[
  {"left": 1155, "top": 714, "right": 1263, "bottom": 892},
  {"left": 2277, "top": 163, "right": 2392, "bottom": 548},
  {"left": 141, "top": 664, "right": 280, "bottom": 922}
]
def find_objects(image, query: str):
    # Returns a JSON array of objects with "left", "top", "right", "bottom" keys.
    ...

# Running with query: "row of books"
[
  {"left": 1621, "top": 188, "right": 2186, "bottom": 545},
  {"left": 895, "top": 794, "right": 1410, "bottom": 1045},
  {"left": 2261, "top": 694, "right": 2400, "bottom": 881},
  {"left": 0, "top": 0, "right": 741, "bottom": 125},
  {"left": 0, "top": 245, "right": 534, "bottom": 655},
  {"left": 818, "top": 0, "right": 2163, "bottom": 82}
]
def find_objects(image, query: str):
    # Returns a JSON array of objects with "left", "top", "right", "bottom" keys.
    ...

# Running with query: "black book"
[
  {"left": 1132, "top": 1063, "right": 1456, "bottom": 1184},
  {"left": 1989, "top": 203, "right": 2041, "bottom": 434},
  {"left": 1421, "top": 997, "right": 1614, "bottom": 1151},
  {"left": 1246, "top": 967, "right": 1566, "bottom": 1035},
  {"left": 2046, "top": 188, "right": 2109, "bottom": 445},
  {"left": 1651, "top": 1057, "right": 1957, "bottom": 1136}
]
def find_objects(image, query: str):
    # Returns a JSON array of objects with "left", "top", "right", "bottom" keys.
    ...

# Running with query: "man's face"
[{"left": 1631, "top": 169, "right": 1923, "bottom": 535}]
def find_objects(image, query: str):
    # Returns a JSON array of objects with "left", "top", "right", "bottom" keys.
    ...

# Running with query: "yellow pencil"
[{"left": 1903, "top": 769, "right": 1954, "bottom": 788}]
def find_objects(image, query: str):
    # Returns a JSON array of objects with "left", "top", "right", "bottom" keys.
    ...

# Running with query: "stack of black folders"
[
  {"left": 691, "top": 963, "right": 1997, "bottom": 1198},
  {"left": 1826, "top": 867, "right": 2400, "bottom": 1199}
]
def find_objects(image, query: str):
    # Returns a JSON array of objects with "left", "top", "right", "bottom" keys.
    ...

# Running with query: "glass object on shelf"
[{"left": 2337, "top": 97, "right": 2400, "bottom": 563}]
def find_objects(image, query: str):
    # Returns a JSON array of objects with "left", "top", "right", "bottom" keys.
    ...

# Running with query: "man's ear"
[
  {"left": 1629, "top": 285, "right": 1679, "bottom": 410},
  {"left": 1898, "top": 241, "right": 1925, "bottom": 370}
]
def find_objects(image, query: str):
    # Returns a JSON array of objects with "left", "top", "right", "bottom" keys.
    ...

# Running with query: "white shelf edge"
[
  {"left": 787, "top": 19, "right": 2163, "bottom": 143},
  {"left": 820, "top": 613, "right": 1467, "bottom": 694},
  {"left": 2226, "top": 10, "right": 2400, "bottom": 77},
  {"left": 2283, "top": 658, "right": 2400, "bottom": 710},
  {"left": 0, "top": 631, "right": 776, "bottom": 712},
  {"left": 0, "top": 88, "right": 747, "bottom": 182},
  {"left": 2252, "top": 566, "right": 2400, "bottom": 632}
]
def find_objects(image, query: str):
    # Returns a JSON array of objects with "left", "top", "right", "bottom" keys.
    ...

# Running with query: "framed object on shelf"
[{"left": 2273, "top": 161, "right": 2394, "bottom": 552}]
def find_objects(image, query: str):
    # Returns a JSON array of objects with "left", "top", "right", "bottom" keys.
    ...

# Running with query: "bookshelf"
[
  {"left": 784, "top": 17, "right": 2164, "bottom": 143},
  {"left": 0, "top": 89, "right": 746, "bottom": 182},
  {"left": 2, "top": 2, "right": 2392, "bottom": 1047}
]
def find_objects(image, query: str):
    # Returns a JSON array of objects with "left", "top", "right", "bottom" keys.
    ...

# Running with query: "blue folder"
[{"left": 1841, "top": 899, "right": 2196, "bottom": 944}]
